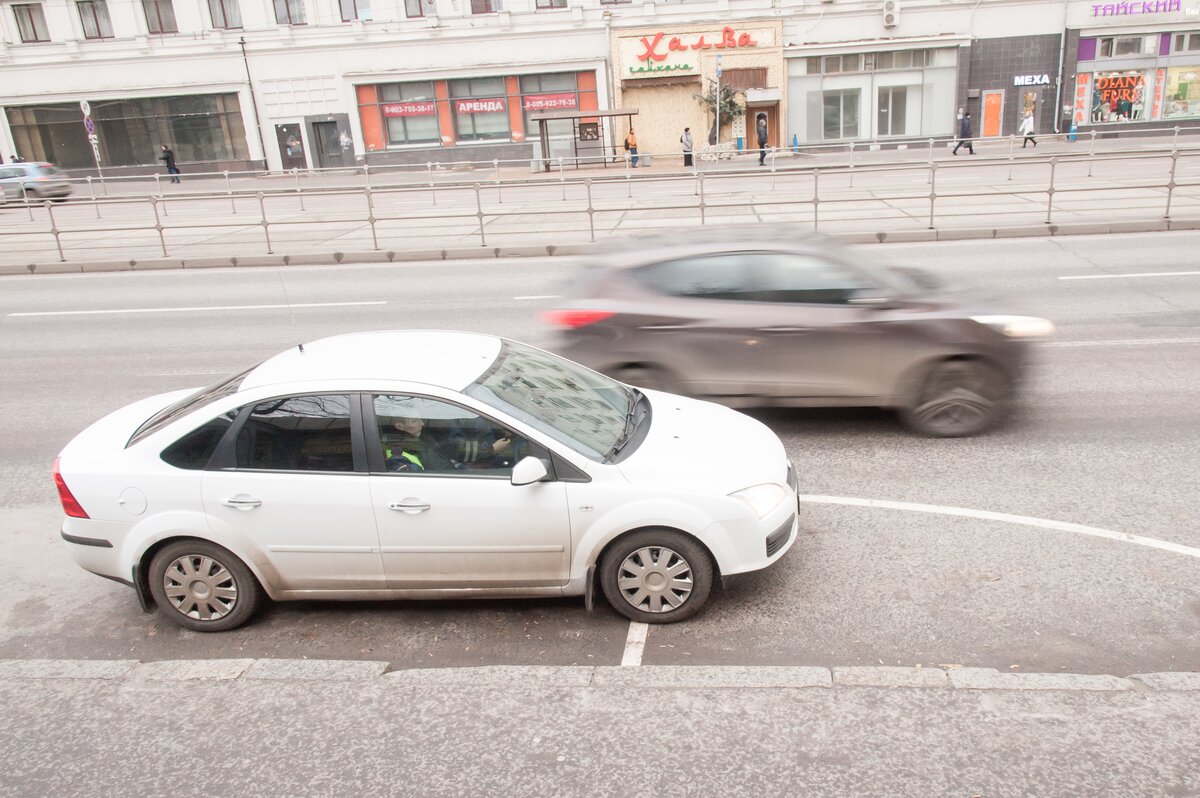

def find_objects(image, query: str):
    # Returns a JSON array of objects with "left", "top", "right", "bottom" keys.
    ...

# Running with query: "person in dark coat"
[
  {"left": 756, "top": 114, "right": 769, "bottom": 165},
  {"left": 952, "top": 113, "right": 975, "bottom": 155},
  {"left": 159, "top": 144, "right": 181, "bottom": 183}
]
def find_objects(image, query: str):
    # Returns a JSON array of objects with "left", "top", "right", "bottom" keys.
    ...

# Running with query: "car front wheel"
[
  {"left": 148, "top": 540, "right": 261, "bottom": 632},
  {"left": 900, "top": 359, "right": 1011, "bottom": 437},
  {"left": 599, "top": 530, "right": 714, "bottom": 623}
]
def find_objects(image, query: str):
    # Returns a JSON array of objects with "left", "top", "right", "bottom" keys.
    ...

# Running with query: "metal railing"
[{"left": 3, "top": 132, "right": 1198, "bottom": 265}]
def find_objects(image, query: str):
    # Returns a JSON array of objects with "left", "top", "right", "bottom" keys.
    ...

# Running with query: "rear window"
[{"left": 127, "top": 367, "right": 253, "bottom": 447}]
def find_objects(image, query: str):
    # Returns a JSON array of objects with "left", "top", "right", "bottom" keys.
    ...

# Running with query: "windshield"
[
  {"left": 465, "top": 340, "right": 631, "bottom": 461},
  {"left": 127, "top": 366, "right": 254, "bottom": 447}
]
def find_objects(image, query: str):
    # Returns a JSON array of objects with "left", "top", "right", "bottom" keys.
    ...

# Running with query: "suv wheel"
[
  {"left": 901, "top": 359, "right": 1010, "bottom": 437},
  {"left": 599, "top": 530, "right": 713, "bottom": 623},
  {"left": 148, "top": 540, "right": 261, "bottom": 632}
]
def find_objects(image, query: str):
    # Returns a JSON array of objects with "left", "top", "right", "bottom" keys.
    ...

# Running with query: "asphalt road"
[{"left": 1, "top": 231, "right": 1198, "bottom": 675}]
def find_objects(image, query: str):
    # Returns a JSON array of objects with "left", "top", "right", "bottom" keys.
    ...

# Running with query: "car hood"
[{"left": 615, "top": 390, "right": 789, "bottom": 496}]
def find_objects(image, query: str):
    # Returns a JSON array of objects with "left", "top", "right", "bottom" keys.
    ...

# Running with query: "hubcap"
[
  {"left": 163, "top": 555, "right": 238, "bottom": 621},
  {"left": 616, "top": 546, "right": 693, "bottom": 614}
]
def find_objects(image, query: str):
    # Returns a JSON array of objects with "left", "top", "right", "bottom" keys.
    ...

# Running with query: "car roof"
[
  {"left": 240, "top": 330, "right": 503, "bottom": 392},
  {"left": 579, "top": 227, "right": 846, "bottom": 270}
]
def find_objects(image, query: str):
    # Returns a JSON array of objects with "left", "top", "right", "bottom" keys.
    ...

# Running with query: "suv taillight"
[
  {"left": 52, "top": 457, "right": 89, "bottom": 519},
  {"left": 541, "top": 309, "right": 615, "bottom": 329}
]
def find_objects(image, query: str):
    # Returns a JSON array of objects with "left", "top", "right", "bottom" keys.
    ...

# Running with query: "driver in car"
[{"left": 384, "top": 416, "right": 512, "bottom": 473}]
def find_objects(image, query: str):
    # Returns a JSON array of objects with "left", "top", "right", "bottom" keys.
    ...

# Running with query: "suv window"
[
  {"left": 372, "top": 394, "right": 529, "bottom": 476},
  {"left": 633, "top": 253, "right": 758, "bottom": 300},
  {"left": 160, "top": 409, "right": 240, "bottom": 469},
  {"left": 751, "top": 252, "right": 872, "bottom": 304},
  {"left": 236, "top": 394, "right": 356, "bottom": 472},
  {"left": 128, "top": 366, "right": 253, "bottom": 446}
]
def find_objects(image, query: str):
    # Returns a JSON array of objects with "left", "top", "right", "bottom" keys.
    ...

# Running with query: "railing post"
[
  {"left": 1165, "top": 142, "right": 1179, "bottom": 220},
  {"left": 927, "top": 138, "right": 935, "bottom": 185},
  {"left": 150, "top": 197, "right": 168, "bottom": 257},
  {"left": 585, "top": 178, "right": 595, "bottom": 242},
  {"left": 1046, "top": 157, "right": 1057, "bottom": 225},
  {"left": 1087, "top": 130, "right": 1097, "bottom": 178},
  {"left": 474, "top": 182, "right": 487, "bottom": 246},
  {"left": 928, "top": 162, "right": 937, "bottom": 229},
  {"left": 812, "top": 168, "right": 820, "bottom": 231},
  {"left": 558, "top": 157, "right": 566, "bottom": 201},
  {"left": 224, "top": 171, "right": 236, "bottom": 214},
  {"left": 364, "top": 162, "right": 372, "bottom": 191},
  {"left": 494, "top": 159, "right": 502, "bottom": 204},
  {"left": 365, "top": 187, "right": 379, "bottom": 250},
  {"left": 258, "top": 192, "right": 273, "bottom": 254},
  {"left": 770, "top": 148, "right": 778, "bottom": 192},
  {"left": 45, "top": 199, "right": 66, "bottom": 262},
  {"left": 294, "top": 168, "right": 305, "bottom": 211},
  {"left": 848, "top": 141, "right": 855, "bottom": 188},
  {"left": 1007, "top": 134, "right": 1015, "bottom": 181},
  {"left": 154, "top": 173, "right": 167, "bottom": 216},
  {"left": 1173, "top": 125, "right": 1180, "bottom": 151},
  {"left": 428, "top": 162, "right": 437, "bottom": 207},
  {"left": 697, "top": 172, "right": 706, "bottom": 225},
  {"left": 86, "top": 176, "right": 100, "bottom": 219}
]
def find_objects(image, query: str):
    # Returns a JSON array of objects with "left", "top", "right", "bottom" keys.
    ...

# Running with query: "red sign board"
[
  {"left": 637, "top": 27, "right": 759, "bottom": 62},
  {"left": 522, "top": 93, "right": 577, "bottom": 111},
  {"left": 455, "top": 98, "right": 506, "bottom": 114},
  {"left": 383, "top": 102, "right": 436, "bottom": 117}
]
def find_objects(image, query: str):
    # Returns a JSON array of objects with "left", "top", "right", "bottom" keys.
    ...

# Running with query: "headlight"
[
  {"left": 971, "top": 315, "right": 1055, "bottom": 338},
  {"left": 730, "top": 483, "right": 788, "bottom": 519}
]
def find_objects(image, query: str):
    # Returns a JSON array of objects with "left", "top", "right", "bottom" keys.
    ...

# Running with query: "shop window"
[
  {"left": 1175, "top": 33, "right": 1200, "bottom": 52},
  {"left": 142, "top": 0, "right": 177, "bottom": 33},
  {"left": 208, "top": 0, "right": 241, "bottom": 28},
  {"left": 877, "top": 86, "right": 906, "bottom": 136},
  {"left": 12, "top": 3, "right": 49, "bottom": 42},
  {"left": 823, "top": 55, "right": 861, "bottom": 74},
  {"left": 273, "top": 0, "right": 305, "bottom": 25},
  {"left": 450, "top": 78, "right": 509, "bottom": 142},
  {"left": 377, "top": 81, "right": 439, "bottom": 145},
  {"left": 1098, "top": 36, "right": 1147, "bottom": 58},
  {"left": 822, "top": 89, "right": 859, "bottom": 139},
  {"left": 1165, "top": 67, "right": 1200, "bottom": 119},
  {"left": 76, "top": 0, "right": 113, "bottom": 39},
  {"left": 806, "top": 56, "right": 821, "bottom": 74},
  {"left": 520, "top": 73, "right": 578, "bottom": 139},
  {"left": 470, "top": 0, "right": 498, "bottom": 12},
  {"left": 1090, "top": 70, "right": 1147, "bottom": 122},
  {"left": 339, "top": 0, "right": 370, "bottom": 20},
  {"left": 535, "top": 0, "right": 565, "bottom": 7}
]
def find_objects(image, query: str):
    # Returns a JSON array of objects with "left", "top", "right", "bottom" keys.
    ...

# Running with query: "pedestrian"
[
  {"left": 624, "top": 129, "right": 639, "bottom": 168},
  {"left": 1018, "top": 110, "right": 1037, "bottom": 148},
  {"left": 756, "top": 114, "right": 769, "bottom": 166},
  {"left": 159, "top": 144, "right": 181, "bottom": 183},
  {"left": 681, "top": 127, "right": 694, "bottom": 167},
  {"left": 952, "top": 112, "right": 974, "bottom": 155},
  {"left": 10, "top": 154, "right": 24, "bottom": 163}
]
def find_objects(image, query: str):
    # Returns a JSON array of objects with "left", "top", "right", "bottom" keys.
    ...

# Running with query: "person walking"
[
  {"left": 1018, "top": 110, "right": 1037, "bottom": 148},
  {"left": 681, "top": 127, "right": 694, "bottom": 167},
  {"left": 952, "top": 112, "right": 975, "bottom": 155},
  {"left": 756, "top": 115, "right": 769, "bottom": 166},
  {"left": 623, "top": 129, "right": 639, "bottom": 168},
  {"left": 159, "top": 144, "right": 181, "bottom": 183}
]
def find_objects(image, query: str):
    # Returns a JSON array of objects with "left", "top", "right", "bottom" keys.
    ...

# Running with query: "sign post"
[
  {"left": 80, "top": 99, "right": 105, "bottom": 189},
  {"left": 715, "top": 54, "right": 723, "bottom": 148}
]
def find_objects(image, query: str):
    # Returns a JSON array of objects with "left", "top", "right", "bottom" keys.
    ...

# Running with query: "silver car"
[
  {"left": 544, "top": 230, "right": 1054, "bottom": 437},
  {"left": 0, "top": 161, "right": 73, "bottom": 201}
]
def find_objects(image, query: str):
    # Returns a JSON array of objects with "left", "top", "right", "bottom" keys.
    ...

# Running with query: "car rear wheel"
[
  {"left": 599, "top": 530, "right": 713, "bottom": 623},
  {"left": 901, "top": 359, "right": 1010, "bottom": 437},
  {"left": 148, "top": 540, "right": 261, "bottom": 632}
]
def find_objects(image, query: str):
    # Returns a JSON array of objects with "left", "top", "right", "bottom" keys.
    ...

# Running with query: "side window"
[
  {"left": 373, "top": 394, "right": 528, "bottom": 477},
  {"left": 160, "top": 409, "right": 239, "bottom": 469},
  {"left": 236, "top": 394, "right": 355, "bottom": 472},
  {"left": 750, "top": 252, "right": 872, "bottom": 304},
  {"left": 633, "top": 254, "right": 757, "bottom": 300}
]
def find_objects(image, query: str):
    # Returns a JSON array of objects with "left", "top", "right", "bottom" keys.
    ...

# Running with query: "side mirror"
[{"left": 511, "top": 456, "right": 550, "bottom": 486}]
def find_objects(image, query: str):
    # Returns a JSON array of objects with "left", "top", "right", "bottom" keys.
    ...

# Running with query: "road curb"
[
  {"left": 3, "top": 221, "right": 1196, "bottom": 276},
  {"left": 3, "top": 660, "right": 1200, "bottom": 691}
]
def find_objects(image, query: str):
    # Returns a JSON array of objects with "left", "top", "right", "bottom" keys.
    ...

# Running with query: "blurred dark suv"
[{"left": 543, "top": 231, "right": 1053, "bottom": 437}]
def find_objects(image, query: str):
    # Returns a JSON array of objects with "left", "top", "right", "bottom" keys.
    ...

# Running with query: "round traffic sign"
[
  {"left": 80, "top": 99, "right": 91, "bottom": 116},
  {"left": 84, "top": 117, "right": 95, "bottom": 134}
]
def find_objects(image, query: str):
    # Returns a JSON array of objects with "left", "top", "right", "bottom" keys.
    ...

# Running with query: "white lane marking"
[
  {"left": 621, "top": 622, "right": 649, "bottom": 667},
  {"left": 512, "top": 295, "right": 560, "bottom": 301},
  {"left": 798, "top": 495, "right": 1200, "bottom": 560},
  {"left": 1042, "top": 337, "right": 1200, "bottom": 348},
  {"left": 7, "top": 301, "right": 387, "bottom": 317},
  {"left": 1059, "top": 270, "right": 1200, "bottom": 280}
]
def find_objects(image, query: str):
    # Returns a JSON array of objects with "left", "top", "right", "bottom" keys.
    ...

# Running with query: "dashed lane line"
[
  {"left": 7, "top": 301, "right": 387, "bottom": 317},
  {"left": 798, "top": 495, "right": 1200, "bottom": 560},
  {"left": 1059, "top": 270, "right": 1200, "bottom": 280},
  {"left": 622, "top": 622, "right": 649, "bottom": 667}
]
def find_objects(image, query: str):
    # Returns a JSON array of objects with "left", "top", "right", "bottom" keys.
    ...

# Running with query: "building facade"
[{"left": 1, "top": 0, "right": 1194, "bottom": 175}]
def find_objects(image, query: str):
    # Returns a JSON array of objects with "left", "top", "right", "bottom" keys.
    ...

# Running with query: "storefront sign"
[
  {"left": 1073, "top": 73, "right": 1092, "bottom": 126},
  {"left": 1096, "top": 73, "right": 1144, "bottom": 104},
  {"left": 620, "top": 26, "right": 775, "bottom": 80},
  {"left": 636, "top": 28, "right": 759, "bottom": 62},
  {"left": 522, "top": 93, "right": 577, "bottom": 111},
  {"left": 383, "top": 101, "right": 435, "bottom": 117},
  {"left": 1152, "top": 67, "right": 1167, "bottom": 119},
  {"left": 1090, "top": 0, "right": 1180, "bottom": 16},
  {"left": 455, "top": 98, "right": 506, "bottom": 114},
  {"left": 1014, "top": 74, "right": 1051, "bottom": 86}
]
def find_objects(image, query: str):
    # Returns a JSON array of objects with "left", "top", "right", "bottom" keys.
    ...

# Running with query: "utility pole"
[{"left": 715, "top": 54, "right": 723, "bottom": 148}]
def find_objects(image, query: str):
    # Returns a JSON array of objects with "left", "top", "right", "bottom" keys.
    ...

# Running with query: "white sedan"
[{"left": 55, "top": 331, "right": 798, "bottom": 631}]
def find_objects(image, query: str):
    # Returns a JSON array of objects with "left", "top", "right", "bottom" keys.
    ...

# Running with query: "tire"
[
  {"left": 599, "top": 529, "right": 714, "bottom": 623},
  {"left": 148, "top": 540, "right": 261, "bottom": 632},
  {"left": 900, "top": 359, "right": 1011, "bottom": 438}
]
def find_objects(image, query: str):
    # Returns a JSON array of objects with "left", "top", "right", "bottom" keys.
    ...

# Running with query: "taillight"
[
  {"left": 541, "top": 309, "right": 615, "bottom": 329},
  {"left": 52, "top": 457, "right": 89, "bottom": 519}
]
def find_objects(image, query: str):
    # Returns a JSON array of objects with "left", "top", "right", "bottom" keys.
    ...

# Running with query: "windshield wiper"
[{"left": 604, "top": 388, "right": 642, "bottom": 463}]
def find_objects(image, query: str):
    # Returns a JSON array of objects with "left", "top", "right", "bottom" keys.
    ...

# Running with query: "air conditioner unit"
[{"left": 883, "top": 0, "right": 899, "bottom": 28}]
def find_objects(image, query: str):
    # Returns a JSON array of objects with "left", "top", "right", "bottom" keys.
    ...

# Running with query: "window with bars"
[
  {"left": 77, "top": 0, "right": 113, "bottom": 39},
  {"left": 142, "top": 0, "right": 177, "bottom": 33},
  {"left": 339, "top": 0, "right": 370, "bottom": 21},
  {"left": 208, "top": 0, "right": 241, "bottom": 28},
  {"left": 12, "top": 3, "right": 50, "bottom": 42},
  {"left": 273, "top": 0, "right": 305, "bottom": 24}
]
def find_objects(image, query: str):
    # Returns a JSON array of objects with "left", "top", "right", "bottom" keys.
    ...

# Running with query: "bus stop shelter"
[{"left": 527, "top": 108, "right": 639, "bottom": 172}]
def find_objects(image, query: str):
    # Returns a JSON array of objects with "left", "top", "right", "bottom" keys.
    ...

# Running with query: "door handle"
[
  {"left": 389, "top": 500, "right": 431, "bottom": 514},
  {"left": 221, "top": 496, "right": 262, "bottom": 510},
  {"left": 756, "top": 326, "right": 812, "bottom": 333}
]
